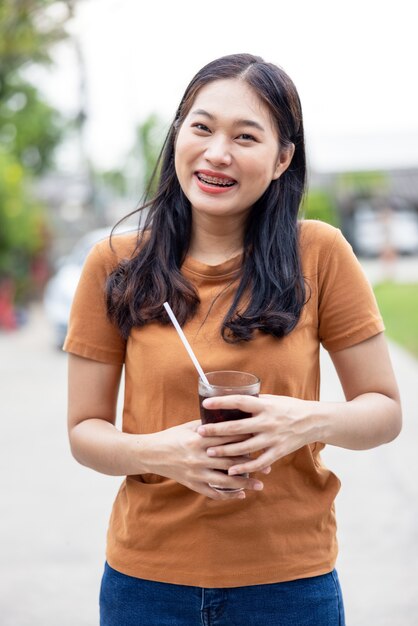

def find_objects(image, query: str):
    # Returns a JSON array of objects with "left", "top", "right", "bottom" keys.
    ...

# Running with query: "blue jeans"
[{"left": 100, "top": 562, "right": 345, "bottom": 625}]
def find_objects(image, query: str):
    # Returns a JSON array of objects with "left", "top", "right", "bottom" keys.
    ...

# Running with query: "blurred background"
[{"left": 1, "top": 1, "right": 417, "bottom": 624}]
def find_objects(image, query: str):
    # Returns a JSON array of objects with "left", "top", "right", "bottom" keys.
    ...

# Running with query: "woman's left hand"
[{"left": 197, "top": 394, "right": 319, "bottom": 476}]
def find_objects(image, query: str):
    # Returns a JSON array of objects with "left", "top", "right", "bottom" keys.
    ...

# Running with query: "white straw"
[{"left": 163, "top": 302, "right": 210, "bottom": 386}]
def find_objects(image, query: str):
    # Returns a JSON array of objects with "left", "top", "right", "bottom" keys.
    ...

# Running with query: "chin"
[{"left": 193, "top": 204, "right": 247, "bottom": 219}]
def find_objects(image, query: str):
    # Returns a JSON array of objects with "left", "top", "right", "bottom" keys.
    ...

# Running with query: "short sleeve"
[
  {"left": 318, "top": 229, "right": 385, "bottom": 352},
  {"left": 63, "top": 241, "right": 127, "bottom": 364}
]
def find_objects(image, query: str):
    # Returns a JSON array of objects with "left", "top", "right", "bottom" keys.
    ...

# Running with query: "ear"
[{"left": 272, "top": 143, "right": 295, "bottom": 180}]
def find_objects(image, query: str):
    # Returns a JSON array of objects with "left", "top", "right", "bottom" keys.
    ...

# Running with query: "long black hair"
[{"left": 107, "top": 53, "right": 307, "bottom": 342}]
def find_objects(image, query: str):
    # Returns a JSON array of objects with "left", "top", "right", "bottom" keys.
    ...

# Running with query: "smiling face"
[{"left": 174, "top": 78, "right": 294, "bottom": 221}]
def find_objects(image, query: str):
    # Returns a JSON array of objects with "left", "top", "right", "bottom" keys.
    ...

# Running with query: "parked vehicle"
[
  {"left": 44, "top": 227, "right": 131, "bottom": 347},
  {"left": 352, "top": 202, "right": 418, "bottom": 258}
]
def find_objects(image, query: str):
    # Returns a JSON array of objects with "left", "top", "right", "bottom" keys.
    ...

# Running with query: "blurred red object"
[{"left": 0, "top": 279, "right": 18, "bottom": 330}]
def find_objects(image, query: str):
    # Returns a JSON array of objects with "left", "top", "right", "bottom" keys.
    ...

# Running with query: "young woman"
[{"left": 65, "top": 53, "right": 401, "bottom": 626}]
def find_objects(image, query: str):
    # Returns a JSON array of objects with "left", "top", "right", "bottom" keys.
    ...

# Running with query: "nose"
[{"left": 204, "top": 134, "right": 232, "bottom": 167}]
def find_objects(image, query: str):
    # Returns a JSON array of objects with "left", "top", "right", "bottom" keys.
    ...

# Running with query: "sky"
[{"left": 30, "top": 0, "right": 418, "bottom": 173}]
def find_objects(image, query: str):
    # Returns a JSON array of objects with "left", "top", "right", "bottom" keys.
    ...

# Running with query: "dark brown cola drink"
[
  {"left": 199, "top": 402, "right": 253, "bottom": 425},
  {"left": 198, "top": 371, "right": 260, "bottom": 492}
]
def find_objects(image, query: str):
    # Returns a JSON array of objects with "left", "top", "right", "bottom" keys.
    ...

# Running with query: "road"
[{"left": 0, "top": 306, "right": 417, "bottom": 625}]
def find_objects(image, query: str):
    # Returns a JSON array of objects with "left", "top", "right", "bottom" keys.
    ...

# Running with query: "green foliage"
[
  {"left": 135, "top": 113, "right": 165, "bottom": 199},
  {"left": 301, "top": 188, "right": 339, "bottom": 226},
  {"left": 0, "top": 149, "right": 47, "bottom": 301},
  {"left": 97, "top": 114, "right": 166, "bottom": 201},
  {"left": 0, "top": 76, "right": 65, "bottom": 174},
  {"left": 0, "top": 0, "right": 69, "bottom": 77},
  {"left": 374, "top": 282, "right": 418, "bottom": 357},
  {"left": 336, "top": 170, "right": 389, "bottom": 195},
  {"left": 95, "top": 169, "right": 128, "bottom": 197},
  {"left": 0, "top": 0, "right": 70, "bottom": 310}
]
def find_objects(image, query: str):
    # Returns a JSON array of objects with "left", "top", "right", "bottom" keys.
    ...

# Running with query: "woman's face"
[{"left": 174, "top": 78, "right": 293, "bottom": 220}]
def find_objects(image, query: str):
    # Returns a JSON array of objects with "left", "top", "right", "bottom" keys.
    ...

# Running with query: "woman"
[{"left": 65, "top": 53, "right": 401, "bottom": 625}]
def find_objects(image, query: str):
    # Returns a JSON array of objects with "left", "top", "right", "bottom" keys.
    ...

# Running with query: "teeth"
[{"left": 197, "top": 173, "right": 235, "bottom": 187}]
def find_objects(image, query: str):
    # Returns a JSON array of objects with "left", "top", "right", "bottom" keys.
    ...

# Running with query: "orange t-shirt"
[{"left": 64, "top": 220, "right": 384, "bottom": 587}]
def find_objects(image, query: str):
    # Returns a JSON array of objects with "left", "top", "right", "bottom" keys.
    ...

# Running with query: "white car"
[
  {"left": 352, "top": 204, "right": 418, "bottom": 258},
  {"left": 44, "top": 227, "right": 131, "bottom": 347}
]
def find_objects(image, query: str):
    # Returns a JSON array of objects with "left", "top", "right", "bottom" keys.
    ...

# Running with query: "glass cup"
[{"left": 198, "top": 370, "right": 261, "bottom": 493}]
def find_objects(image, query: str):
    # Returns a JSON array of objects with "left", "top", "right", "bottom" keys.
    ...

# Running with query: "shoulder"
[
  {"left": 298, "top": 219, "right": 344, "bottom": 271},
  {"left": 87, "top": 231, "right": 141, "bottom": 273},
  {"left": 298, "top": 219, "right": 340, "bottom": 248}
]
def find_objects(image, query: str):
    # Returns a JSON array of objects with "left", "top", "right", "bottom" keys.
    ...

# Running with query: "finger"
[
  {"left": 209, "top": 454, "right": 271, "bottom": 475},
  {"left": 257, "top": 448, "right": 271, "bottom": 474},
  {"left": 206, "top": 455, "right": 253, "bottom": 471},
  {"left": 198, "top": 434, "right": 251, "bottom": 449},
  {"left": 198, "top": 416, "right": 261, "bottom": 438},
  {"left": 187, "top": 420, "right": 247, "bottom": 440},
  {"left": 205, "top": 434, "right": 266, "bottom": 458},
  {"left": 202, "top": 394, "right": 262, "bottom": 413},
  {"left": 227, "top": 450, "right": 275, "bottom": 476}
]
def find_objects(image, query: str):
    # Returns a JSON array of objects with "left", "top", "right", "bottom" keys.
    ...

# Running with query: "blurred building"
[
  {"left": 34, "top": 165, "right": 418, "bottom": 264},
  {"left": 34, "top": 171, "right": 134, "bottom": 261},
  {"left": 311, "top": 167, "right": 418, "bottom": 257}
]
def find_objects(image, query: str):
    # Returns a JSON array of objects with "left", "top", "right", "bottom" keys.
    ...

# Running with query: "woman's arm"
[
  {"left": 67, "top": 353, "right": 149, "bottom": 476},
  {"left": 197, "top": 333, "right": 402, "bottom": 475},
  {"left": 321, "top": 332, "right": 401, "bottom": 448},
  {"left": 67, "top": 353, "right": 266, "bottom": 498}
]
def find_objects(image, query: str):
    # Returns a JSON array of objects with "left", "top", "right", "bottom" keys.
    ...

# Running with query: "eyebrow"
[{"left": 191, "top": 109, "right": 265, "bottom": 132}]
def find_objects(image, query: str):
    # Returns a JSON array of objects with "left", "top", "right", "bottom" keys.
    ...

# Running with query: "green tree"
[
  {"left": 0, "top": 150, "right": 46, "bottom": 299},
  {"left": 0, "top": 76, "right": 65, "bottom": 174},
  {"left": 0, "top": 1, "right": 71, "bottom": 318},
  {"left": 0, "top": 1, "right": 69, "bottom": 78},
  {"left": 95, "top": 113, "right": 166, "bottom": 204},
  {"left": 134, "top": 113, "right": 166, "bottom": 199},
  {"left": 336, "top": 170, "right": 388, "bottom": 195},
  {"left": 301, "top": 188, "right": 339, "bottom": 226}
]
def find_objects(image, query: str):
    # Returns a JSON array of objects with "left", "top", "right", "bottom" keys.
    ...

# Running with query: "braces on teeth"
[{"left": 197, "top": 174, "right": 236, "bottom": 187}]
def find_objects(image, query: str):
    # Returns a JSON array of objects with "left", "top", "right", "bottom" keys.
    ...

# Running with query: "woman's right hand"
[{"left": 141, "top": 420, "right": 267, "bottom": 500}]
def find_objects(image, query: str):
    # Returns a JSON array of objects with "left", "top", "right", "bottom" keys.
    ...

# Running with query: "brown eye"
[
  {"left": 238, "top": 133, "right": 256, "bottom": 142},
  {"left": 192, "top": 123, "right": 211, "bottom": 133}
]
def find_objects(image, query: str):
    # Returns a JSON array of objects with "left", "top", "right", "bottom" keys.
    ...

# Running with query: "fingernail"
[
  {"left": 206, "top": 448, "right": 216, "bottom": 456},
  {"left": 228, "top": 469, "right": 238, "bottom": 476},
  {"left": 254, "top": 482, "right": 264, "bottom": 490},
  {"left": 238, "top": 492, "right": 246, "bottom": 499}
]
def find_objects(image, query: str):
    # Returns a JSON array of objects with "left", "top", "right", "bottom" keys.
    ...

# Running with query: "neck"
[{"left": 188, "top": 211, "right": 245, "bottom": 265}]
